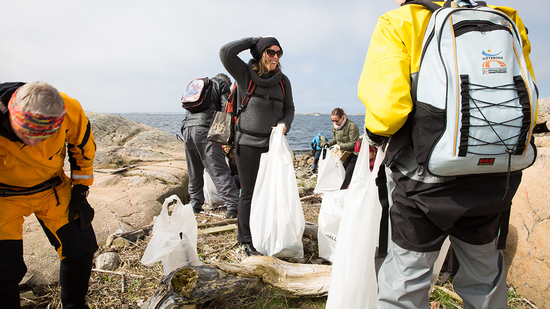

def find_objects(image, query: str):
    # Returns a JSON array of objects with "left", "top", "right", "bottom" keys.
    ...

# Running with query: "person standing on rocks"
[
  {"left": 0, "top": 81, "right": 98, "bottom": 309},
  {"left": 358, "top": 1, "right": 536, "bottom": 308},
  {"left": 180, "top": 73, "right": 240, "bottom": 219},
  {"left": 220, "top": 36, "right": 295, "bottom": 256},
  {"left": 310, "top": 132, "right": 327, "bottom": 173},
  {"left": 324, "top": 108, "right": 359, "bottom": 189}
]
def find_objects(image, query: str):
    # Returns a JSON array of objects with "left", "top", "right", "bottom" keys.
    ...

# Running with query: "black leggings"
[
  {"left": 341, "top": 153, "right": 358, "bottom": 189},
  {"left": 234, "top": 144, "right": 268, "bottom": 244}
]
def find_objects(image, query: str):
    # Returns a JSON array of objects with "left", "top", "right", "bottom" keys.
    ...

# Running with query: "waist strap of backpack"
[
  {"left": 376, "top": 162, "right": 390, "bottom": 258},
  {"left": 0, "top": 176, "right": 63, "bottom": 197}
]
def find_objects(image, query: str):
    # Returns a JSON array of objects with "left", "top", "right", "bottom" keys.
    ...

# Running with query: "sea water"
[{"left": 119, "top": 113, "right": 365, "bottom": 153}]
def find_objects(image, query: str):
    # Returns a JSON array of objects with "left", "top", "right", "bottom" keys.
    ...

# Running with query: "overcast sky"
[{"left": 1, "top": 1, "right": 547, "bottom": 114}]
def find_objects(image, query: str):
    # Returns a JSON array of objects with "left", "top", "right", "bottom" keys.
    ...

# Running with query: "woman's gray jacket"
[{"left": 220, "top": 37, "right": 295, "bottom": 148}]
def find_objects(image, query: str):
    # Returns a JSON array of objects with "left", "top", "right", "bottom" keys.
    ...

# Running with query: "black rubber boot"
[
  {"left": 0, "top": 240, "right": 27, "bottom": 309},
  {"left": 59, "top": 252, "right": 94, "bottom": 309}
]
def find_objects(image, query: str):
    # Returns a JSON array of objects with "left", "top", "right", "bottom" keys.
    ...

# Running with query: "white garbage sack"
[
  {"left": 140, "top": 195, "right": 201, "bottom": 275},
  {"left": 314, "top": 148, "right": 345, "bottom": 193},
  {"left": 250, "top": 125, "right": 305, "bottom": 258},
  {"left": 326, "top": 136, "right": 384, "bottom": 308},
  {"left": 317, "top": 190, "right": 346, "bottom": 262}
]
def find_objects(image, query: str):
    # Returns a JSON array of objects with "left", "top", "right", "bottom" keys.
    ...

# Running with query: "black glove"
[{"left": 69, "top": 185, "right": 94, "bottom": 230}]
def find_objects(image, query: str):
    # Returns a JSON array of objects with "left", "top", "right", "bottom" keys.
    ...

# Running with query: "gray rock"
[
  {"left": 505, "top": 145, "right": 550, "bottom": 308},
  {"left": 112, "top": 238, "right": 132, "bottom": 248},
  {"left": 503, "top": 99, "right": 550, "bottom": 307},
  {"left": 96, "top": 252, "right": 121, "bottom": 271}
]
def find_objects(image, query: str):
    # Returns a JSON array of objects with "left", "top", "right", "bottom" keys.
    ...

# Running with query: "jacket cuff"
[{"left": 366, "top": 129, "right": 388, "bottom": 147}]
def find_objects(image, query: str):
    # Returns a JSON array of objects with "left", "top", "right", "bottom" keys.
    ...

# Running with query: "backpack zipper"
[{"left": 453, "top": 20, "right": 511, "bottom": 37}]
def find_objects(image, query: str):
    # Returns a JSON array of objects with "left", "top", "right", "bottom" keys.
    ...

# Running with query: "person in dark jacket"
[
  {"left": 0, "top": 81, "right": 98, "bottom": 309},
  {"left": 181, "top": 73, "right": 239, "bottom": 219},
  {"left": 220, "top": 36, "right": 295, "bottom": 256},
  {"left": 325, "top": 108, "right": 359, "bottom": 189}
]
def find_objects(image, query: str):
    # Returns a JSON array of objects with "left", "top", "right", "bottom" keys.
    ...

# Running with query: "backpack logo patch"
[
  {"left": 482, "top": 50, "right": 507, "bottom": 75},
  {"left": 477, "top": 158, "right": 495, "bottom": 166}
]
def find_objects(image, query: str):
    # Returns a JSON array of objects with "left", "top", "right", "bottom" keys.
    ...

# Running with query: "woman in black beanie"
[{"left": 220, "top": 36, "right": 295, "bottom": 256}]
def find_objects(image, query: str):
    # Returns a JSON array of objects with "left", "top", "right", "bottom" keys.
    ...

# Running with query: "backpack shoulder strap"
[
  {"left": 236, "top": 80, "right": 256, "bottom": 118},
  {"left": 403, "top": 0, "right": 442, "bottom": 12},
  {"left": 404, "top": 0, "right": 487, "bottom": 10},
  {"left": 280, "top": 79, "right": 286, "bottom": 100},
  {"left": 224, "top": 83, "right": 237, "bottom": 113}
]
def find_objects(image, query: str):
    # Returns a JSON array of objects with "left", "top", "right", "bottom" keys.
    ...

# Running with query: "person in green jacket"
[{"left": 325, "top": 108, "right": 359, "bottom": 189}]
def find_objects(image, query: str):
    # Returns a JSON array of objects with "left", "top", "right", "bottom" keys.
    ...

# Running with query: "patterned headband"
[{"left": 8, "top": 90, "right": 65, "bottom": 139}]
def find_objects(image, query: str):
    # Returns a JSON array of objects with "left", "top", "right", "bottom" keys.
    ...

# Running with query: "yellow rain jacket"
[
  {"left": 358, "top": 2, "right": 535, "bottom": 137},
  {"left": 0, "top": 90, "right": 95, "bottom": 188}
]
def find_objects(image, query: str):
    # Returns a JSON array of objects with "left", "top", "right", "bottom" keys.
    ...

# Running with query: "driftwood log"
[
  {"left": 144, "top": 256, "right": 331, "bottom": 308},
  {"left": 303, "top": 221, "right": 318, "bottom": 240}
]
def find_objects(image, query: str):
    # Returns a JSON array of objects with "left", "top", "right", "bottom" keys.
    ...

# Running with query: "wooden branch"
[
  {"left": 434, "top": 286, "right": 463, "bottom": 305},
  {"left": 299, "top": 194, "right": 317, "bottom": 201},
  {"left": 198, "top": 224, "right": 237, "bottom": 235},
  {"left": 111, "top": 164, "right": 138, "bottom": 174},
  {"left": 197, "top": 218, "right": 237, "bottom": 229},
  {"left": 144, "top": 256, "right": 331, "bottom": 308},
  {"left": 92, "top": 268, "right": 145, "bottom": 279}
]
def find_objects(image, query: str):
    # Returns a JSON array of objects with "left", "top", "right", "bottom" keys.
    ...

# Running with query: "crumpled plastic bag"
[
  {"left": 141, "top": 195, "right": 201, "bottom": 275},
  {"left": 203, "top": 171, "right": 224, "bottom": 208}
]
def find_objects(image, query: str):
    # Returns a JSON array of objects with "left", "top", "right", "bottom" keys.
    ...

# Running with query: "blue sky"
[{"left": 0, "top": 1, "right": 547, "bottom": 114}]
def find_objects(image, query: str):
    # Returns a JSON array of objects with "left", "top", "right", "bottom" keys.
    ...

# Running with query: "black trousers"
[
  {"left": 0, "top": 219, "right": 97, "bottom": 309},
  {"left": 234, "top": 144, "right": 268, "bottom": 243},
  {"left": 341, "top": 153, "right": 358, "bottom": 189}
]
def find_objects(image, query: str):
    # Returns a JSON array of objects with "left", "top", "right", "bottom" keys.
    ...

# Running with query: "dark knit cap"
[{"left": 250, "top": 37, "right": 282, "bottom": 62}]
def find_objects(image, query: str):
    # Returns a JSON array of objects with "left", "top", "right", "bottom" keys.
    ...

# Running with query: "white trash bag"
[
  {"left": 250, "top": 125, "right": 305, "bottom": 258},
  {"left": 203, "top": 171, "right": 224, "bottom": 208},
  {"left": 141, "top": 195, "right": 201, "bottom": 275},
  {"left": 317, "top": 190, "right": 346, "bottom": 262},
  {"left": 326, "top": 136, "right": 384, "bottom": 309},
  {"left": 314, "top": 148, "right": 345, "bottom": 193}
]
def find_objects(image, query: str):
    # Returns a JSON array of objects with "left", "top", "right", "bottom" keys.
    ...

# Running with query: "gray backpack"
[{"left": 408, "top": 0, "right": 538, "bottom": 177}]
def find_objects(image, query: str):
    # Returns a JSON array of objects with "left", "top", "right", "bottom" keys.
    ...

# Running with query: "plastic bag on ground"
[
  {"left": 140, "top": 195, "right": 201, "bottom": 275},
  {"left": 326, "top": 136, "right": 384, "bottom": 308},
  {"left": 317, "top": 190, "right": 346, "bottom": 262},
  {"left": 314, "top": 148, "right": 345, "bottom": 193},
  {"left": 203, "top": 171, "right": 224, "bottom": 208},
  {"left": 250, "top": 125, "right": 305, "bottom": 258}
]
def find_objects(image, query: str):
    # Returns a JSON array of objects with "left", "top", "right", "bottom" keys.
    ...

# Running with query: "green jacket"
[{"left": 328, "top": 118, "right": 359, "bottom": 152}]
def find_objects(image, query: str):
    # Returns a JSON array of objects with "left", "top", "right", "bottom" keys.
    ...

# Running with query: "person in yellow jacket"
[
  {"left": 0, "top": 81, "right": 98, "bottom": 309},
  {"left": 358, "top": 1, "right": 535, "bottom": 308}
]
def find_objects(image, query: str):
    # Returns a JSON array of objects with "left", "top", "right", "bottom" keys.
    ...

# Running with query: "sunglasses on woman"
[{"left": 266, "top": 49, "right": 283, "bottom": 58}]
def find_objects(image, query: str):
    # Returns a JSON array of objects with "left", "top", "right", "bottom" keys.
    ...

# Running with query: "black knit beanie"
[{"left": 250, "top": 37, "right": 282, "bottom": 62}]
